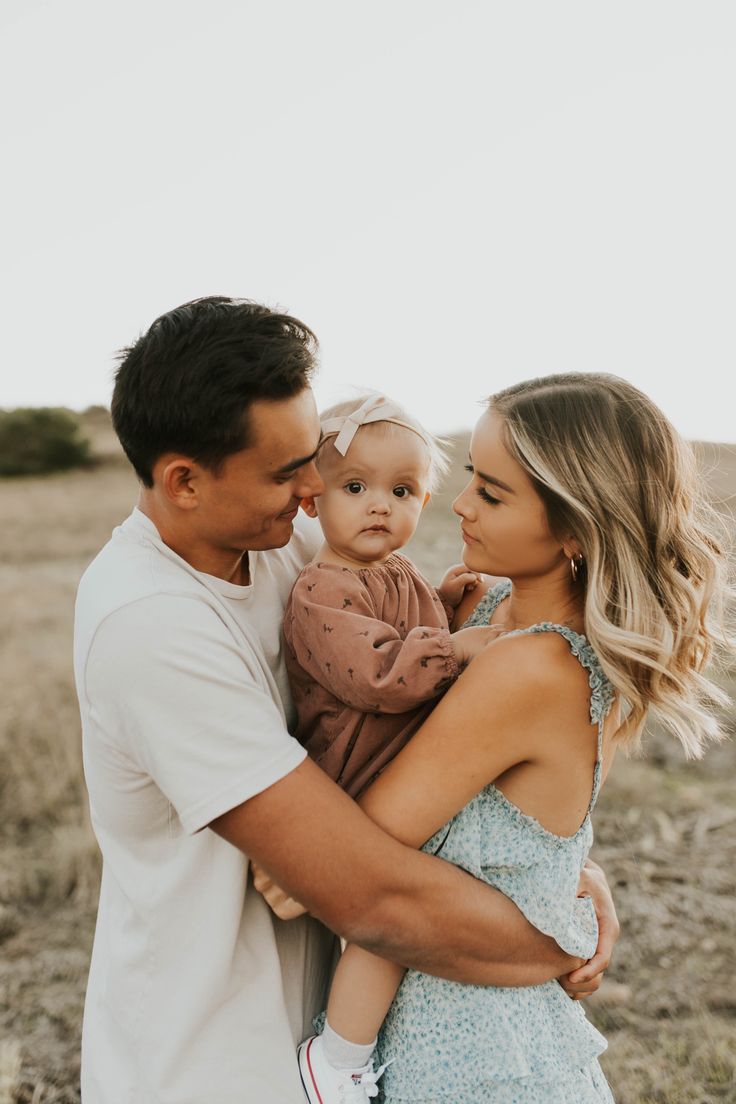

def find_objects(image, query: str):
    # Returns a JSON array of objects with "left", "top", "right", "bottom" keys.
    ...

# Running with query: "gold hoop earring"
[{"left": 570, "top": 554, "right": 584, "bottom": 583}]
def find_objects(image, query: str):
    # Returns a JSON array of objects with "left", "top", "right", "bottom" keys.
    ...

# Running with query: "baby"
[{"left": 280, "top": 393, "right": 496, "bottom": 1102}]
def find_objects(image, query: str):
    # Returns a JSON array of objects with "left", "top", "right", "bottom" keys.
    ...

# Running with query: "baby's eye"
[
  {"left": 393, "top": 485, "right": 411, "bottom": 499},
  {"left": 345, "top": 481, "right": 365, "bottom": 495}
]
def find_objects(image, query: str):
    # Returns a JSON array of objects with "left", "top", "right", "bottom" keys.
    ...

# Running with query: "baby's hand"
[
  {"left": 450, "top": 624, "right": 504, "bottom": 667},
  {"left": 251, "top": 861, "right": 308, "bottom": 921},
  {"left": 438, "top": 563, "right": 482, "bottom": 609}
]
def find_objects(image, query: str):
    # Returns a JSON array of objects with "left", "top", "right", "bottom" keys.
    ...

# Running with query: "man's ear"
[
  {"left": 300, "top": 496, "right": 319, "bottom": 518},
  {"left": 422, "top": 491, "right": 431, "bottom": 509},
  {"left": 158, "top": 457, "right": 200, "bottom": 510}
]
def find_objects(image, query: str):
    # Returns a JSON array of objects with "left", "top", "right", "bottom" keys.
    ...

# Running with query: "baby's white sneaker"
[{"left": 298, "top": 1034, "right": 388, "bottom": 1102}]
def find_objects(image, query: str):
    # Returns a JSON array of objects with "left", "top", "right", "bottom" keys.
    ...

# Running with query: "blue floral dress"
[{"left": 374, "top": 581, "right": 616, "bottom": 1103}]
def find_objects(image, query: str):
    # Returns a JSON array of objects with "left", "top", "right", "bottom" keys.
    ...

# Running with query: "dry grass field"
[{"left": 0, "top": 413, "right": 734, "bottom": 1103}]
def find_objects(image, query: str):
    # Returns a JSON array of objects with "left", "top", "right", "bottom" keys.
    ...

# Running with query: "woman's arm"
[
  {"left": 353, "top": 631, "right": 620, "bottom": 995},
  {"left": 248, "top": 632, "right": 618, "bottom": 993},
  {"left": 358, "top": 631, "right": 570, "bottom": 845}
]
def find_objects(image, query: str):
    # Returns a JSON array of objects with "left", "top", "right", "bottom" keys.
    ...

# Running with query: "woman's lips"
[{"left": 461, "top": 528, "right": 478, "bottom": 544}]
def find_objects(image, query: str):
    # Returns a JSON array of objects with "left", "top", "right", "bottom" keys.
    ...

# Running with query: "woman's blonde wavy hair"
[{"left": 490, "top": 372, "right": 733, "bottom": 758}]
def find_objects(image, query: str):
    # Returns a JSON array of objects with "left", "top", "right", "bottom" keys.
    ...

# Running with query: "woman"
[{"left": 264, "top": 373, "right": 731, "bottom": 1102}]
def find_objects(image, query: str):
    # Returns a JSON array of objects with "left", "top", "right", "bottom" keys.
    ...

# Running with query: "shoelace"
[{"left": 342, "top": 1058, "right": 393, "bottom": 1100}]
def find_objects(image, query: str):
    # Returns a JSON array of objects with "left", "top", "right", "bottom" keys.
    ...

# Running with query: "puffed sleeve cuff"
[{"left": 440, "top": 596, "right": 458, "bottom": 624}]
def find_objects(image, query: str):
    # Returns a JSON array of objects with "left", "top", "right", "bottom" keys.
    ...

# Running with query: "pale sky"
[{"left": 2, "top": 0, "right": 735, "bottom": 440}]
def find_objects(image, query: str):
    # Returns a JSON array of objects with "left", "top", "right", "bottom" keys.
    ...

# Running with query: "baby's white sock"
[{"left": 321, "top": 1018, "right": 377, "bottom": 1071}]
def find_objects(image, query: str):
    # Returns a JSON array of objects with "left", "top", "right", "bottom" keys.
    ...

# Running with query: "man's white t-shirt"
[{"left": 74, "top": 508, "right": 338, "bottom": 1103}]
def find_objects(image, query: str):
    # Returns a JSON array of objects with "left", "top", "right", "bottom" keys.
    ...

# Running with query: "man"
[{"left": 74, "top": 297, "right": 617, "bottom": 1103}]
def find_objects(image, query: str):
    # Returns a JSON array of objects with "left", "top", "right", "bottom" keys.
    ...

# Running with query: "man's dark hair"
[{"left": 111, "top": 296, "right": 318, "bottom": 486}]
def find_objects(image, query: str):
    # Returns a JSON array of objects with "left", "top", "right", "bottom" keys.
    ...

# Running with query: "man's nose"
[{"left": 297, "top": 461, "right": 325, "bottom": 499}]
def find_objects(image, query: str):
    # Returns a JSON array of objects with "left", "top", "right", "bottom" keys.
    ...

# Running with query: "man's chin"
[
  {"left": 273, "top": 522, "right": 295, "bottom": 548},
  {"left": 250, "top": 518, "right": 295, "bottom": 551}
]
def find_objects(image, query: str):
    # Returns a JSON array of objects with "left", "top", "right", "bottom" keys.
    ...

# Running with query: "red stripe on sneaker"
[{"left": 305, "top": 1038, "right": 325, "bottom": 1104}]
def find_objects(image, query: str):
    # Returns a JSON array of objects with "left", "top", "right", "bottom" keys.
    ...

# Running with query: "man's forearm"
[
  {"left": 212, "top": 758, "right": 581, "bottom": 987},
  {"left": 347, "top": 848, "right": 581, "bottom": 986}
]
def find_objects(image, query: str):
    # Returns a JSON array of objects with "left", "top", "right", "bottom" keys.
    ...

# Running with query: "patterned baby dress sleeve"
[{"left": 286, "top": 567, "right": 459, "bottom": 714}]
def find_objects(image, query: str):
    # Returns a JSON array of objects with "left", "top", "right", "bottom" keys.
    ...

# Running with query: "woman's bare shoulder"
[{"left": 460, "top": 627, "right": 590, "bottom": 711}]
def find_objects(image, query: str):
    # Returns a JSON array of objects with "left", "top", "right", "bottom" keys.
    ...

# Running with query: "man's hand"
[
  {"left": 438, "top": 564, "right": 482, "bottom": 609},
  {"left": 560, "top": 859, "right": 620, "bottom": 1000},
  {"left": 251, "top": 861, "right": 308, "bottom": 921}
]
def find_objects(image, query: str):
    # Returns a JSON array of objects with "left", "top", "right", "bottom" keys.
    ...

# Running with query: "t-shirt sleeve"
[{"left": 84, "top": 593, "right": 306, "bottom": 834}]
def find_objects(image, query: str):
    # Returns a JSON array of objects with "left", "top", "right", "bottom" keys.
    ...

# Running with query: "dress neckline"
[
  {"left": 308, "top": 552, "right": 409, "bottom": 576},
  {"left": 480, "top": 579, "right": 587, "bottom": 644}
]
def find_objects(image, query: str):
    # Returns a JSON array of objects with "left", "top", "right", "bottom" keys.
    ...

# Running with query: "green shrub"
[{"left": 0, "top": 407, "right": 92, "bottom": 476}]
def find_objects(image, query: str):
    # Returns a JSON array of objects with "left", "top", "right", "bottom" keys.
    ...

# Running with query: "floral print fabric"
[{"left": 284, "top": 554, "right": 458, "bottom": 798}]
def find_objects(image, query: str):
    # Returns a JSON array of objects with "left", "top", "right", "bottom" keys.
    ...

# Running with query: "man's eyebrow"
[
  {"left": 274, "top": 438, "right": 323, "bottom": 475},
  {"left": 468, "top": 456, "right": 515, "bottom": 494}
]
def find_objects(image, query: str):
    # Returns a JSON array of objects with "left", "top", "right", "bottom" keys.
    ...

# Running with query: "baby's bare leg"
[{"left": 327, "top": 942, "right": 406, "bottom": 1043}]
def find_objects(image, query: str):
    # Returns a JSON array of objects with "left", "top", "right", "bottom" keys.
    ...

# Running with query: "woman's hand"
[
  {"left": 250, "top": 861, "right": 309, "bottom": 920},
  {"left": 560, "top": 859, "right": 620, "bottom": 999}
]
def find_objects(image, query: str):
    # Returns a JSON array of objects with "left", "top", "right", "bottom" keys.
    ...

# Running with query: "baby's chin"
[{"left": 331, "top": 535, "right": 402, "bottom": 565}]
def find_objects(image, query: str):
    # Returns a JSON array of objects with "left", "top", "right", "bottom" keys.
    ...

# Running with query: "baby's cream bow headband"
[{"left": 320, "top": 393, "right": 430, "bottom": 457}]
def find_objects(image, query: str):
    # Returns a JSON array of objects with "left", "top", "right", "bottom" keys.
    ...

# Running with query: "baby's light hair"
[
  {"left": 319, "top": 393, "right": 450, "bottom": 493},
  {"left": 490, "top": 372, "right": 734, "bottom": 759}
]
